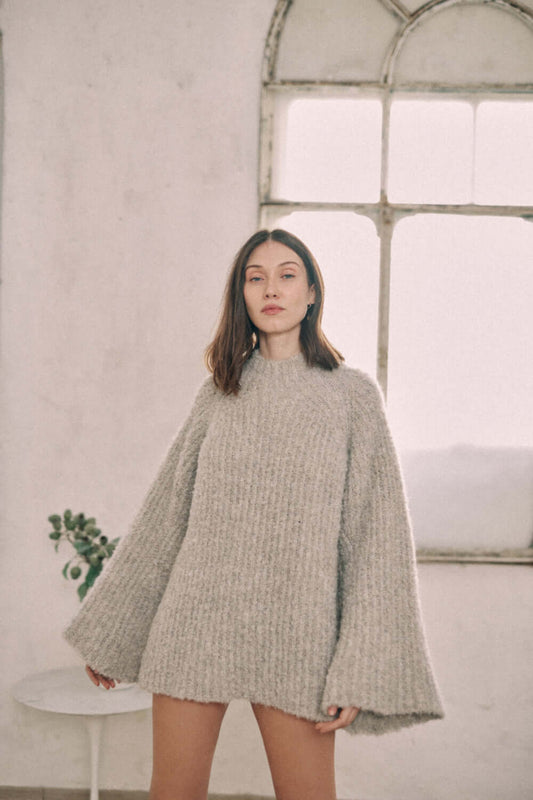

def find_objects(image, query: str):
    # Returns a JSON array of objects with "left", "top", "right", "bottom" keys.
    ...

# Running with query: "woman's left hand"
[{"left": 315, "top": 705, "right": 360, "bottom": 733}]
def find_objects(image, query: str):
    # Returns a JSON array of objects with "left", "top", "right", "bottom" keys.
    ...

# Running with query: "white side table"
[{"left": 11, "top": 666, "right": 152, "bottom": 800}]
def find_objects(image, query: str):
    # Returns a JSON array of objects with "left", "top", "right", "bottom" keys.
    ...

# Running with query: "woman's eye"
[{"left": 248, "top": 274, "right": 295, "bottom": 282}]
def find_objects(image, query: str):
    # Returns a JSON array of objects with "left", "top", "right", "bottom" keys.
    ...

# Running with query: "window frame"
[{"left": 258, "top": 0, "right": 533, "bottom": 564}]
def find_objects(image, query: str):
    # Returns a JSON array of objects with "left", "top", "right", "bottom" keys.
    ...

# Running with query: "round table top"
[{"left": 11, "top": 666, "right": 152, "bottom": 716}]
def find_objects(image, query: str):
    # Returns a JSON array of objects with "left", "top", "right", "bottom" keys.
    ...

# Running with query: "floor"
[{"left": 0, "top": 790, "right": 274, "bottom": 800}]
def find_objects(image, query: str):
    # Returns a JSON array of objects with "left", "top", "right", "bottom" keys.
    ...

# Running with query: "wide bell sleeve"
[
  {"left": 61, "top": 374, "right": 218, "bottom": 683},
  {"left": 320, "top": 374, "right": 445, "bottom": 735}
]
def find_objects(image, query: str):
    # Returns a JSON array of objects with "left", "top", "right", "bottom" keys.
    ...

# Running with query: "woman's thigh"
[
  {"left": 149, "top": 693, "right": 229, "bottom": 800},
  {"left": 251, "top": 702, "right": 336, "bottom": 800}
]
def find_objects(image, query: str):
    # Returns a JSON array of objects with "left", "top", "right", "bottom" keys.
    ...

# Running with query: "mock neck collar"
[{"left": 244, "top": 347, "right": 310, "bottom": 379}]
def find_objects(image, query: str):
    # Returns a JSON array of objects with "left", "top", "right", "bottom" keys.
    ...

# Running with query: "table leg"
[{"left": 83, "top": 714, "right": 106, "bottom": 800}]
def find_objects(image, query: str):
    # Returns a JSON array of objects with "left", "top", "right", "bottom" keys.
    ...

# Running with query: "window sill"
[{"left": 416, "top": 547, "right": 533, "bottom": 564}]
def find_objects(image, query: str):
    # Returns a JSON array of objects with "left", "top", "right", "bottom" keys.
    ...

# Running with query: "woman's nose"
[{"left": 265, "top": 281, "right": 279, "bottom": 297}]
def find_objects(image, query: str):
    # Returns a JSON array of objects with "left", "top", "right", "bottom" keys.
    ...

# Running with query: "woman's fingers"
[
  {"left": 85, "top": 664, "right": 117, "bottom": 689},
  {"left": 85, "top": 665, "right": 100, "bottom": 686},
  {"left": 314, "top": 705, "right": 360, "bottom": 733}
]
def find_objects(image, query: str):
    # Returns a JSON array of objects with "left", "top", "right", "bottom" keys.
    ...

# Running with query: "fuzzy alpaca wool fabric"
[{"left": 63, "top": 348, "right": 445, "bottom": 735}]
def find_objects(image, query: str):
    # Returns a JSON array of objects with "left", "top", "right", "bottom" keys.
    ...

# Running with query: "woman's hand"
[
  {"left": 85, "top": 664, "right": 120, "bottom": 690},
  {"left": 315, "top": 705, "right": 360, "bottom": 733}
]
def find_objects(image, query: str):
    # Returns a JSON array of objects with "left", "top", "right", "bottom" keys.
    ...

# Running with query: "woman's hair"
[{"left": 204, "top": 229, "right": 345, "bottom": 396}]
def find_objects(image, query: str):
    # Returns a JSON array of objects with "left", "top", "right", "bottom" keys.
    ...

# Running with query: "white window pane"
[
  {"left": 393, "top": 4, "right": 533, "bottom": 85},
  {"left": 475, "top": 101, "right": 533, "bottom": 206},
  {"left": 274, "top": 211, "right": 380, "bottom": 375},
  {"left": 276, "top": 0, "right": 398, "bottom": 82},
  {"left": 273, "top": 99, "right": 382, "bottom": 202},
  {"left": 388, "top": 215, "right": 533, "bottom": 449},
  {"left": 388, "top": 99, "right": 474, "bottom": 204},
  {"left": 387, "top": 215, "right": 533, "bottom": 550}
]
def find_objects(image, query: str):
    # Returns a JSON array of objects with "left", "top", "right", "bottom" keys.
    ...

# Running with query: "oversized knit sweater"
[{"left": 62, "top": 347, "right": 445, "bottom": 736}]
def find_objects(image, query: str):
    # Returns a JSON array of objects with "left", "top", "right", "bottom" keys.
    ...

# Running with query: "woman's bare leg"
[
  {"left": 149, "top": 693, "right": 229, "bottom": 800},
  {"left": 251, "top": 702, "right": 336, "bottom": 800}
]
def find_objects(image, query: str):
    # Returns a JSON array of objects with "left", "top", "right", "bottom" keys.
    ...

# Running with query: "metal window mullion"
[
  {"left": 377, "top": 86, "right": 393, "bottom": 399},
  {"left": 377, "top": 0, "right": 411, "bottom": 23},
  {"left": 258, "top": 86, "right": 275, "bottom": 225},
  {"left": 260, "top": 200, "right": 533, "bottom": 218},
  {"left": 266, "top": 80, "right": 533, "bottom": 94},
  {"left": 262, "top": 0, "right": 293, "bottom": 83},
  {"left": 260, "top": 200, "right": 382, "bottom": 214},
  {"left": 377, "top": 207, "right": 393, "bottom": 399}
]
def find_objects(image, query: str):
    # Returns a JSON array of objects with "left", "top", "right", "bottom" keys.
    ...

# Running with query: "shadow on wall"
[{"left": 401, "top": 445, "right": 533, "bottom": 549}]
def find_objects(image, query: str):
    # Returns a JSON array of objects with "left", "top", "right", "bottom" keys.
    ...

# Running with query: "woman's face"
[{"left": 243, "top": 239, "right": 316, "bottom": 338}]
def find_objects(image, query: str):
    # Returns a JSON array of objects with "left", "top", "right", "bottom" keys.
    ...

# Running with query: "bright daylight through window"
[{"left": 259, "top": 0, "right": 533, "bottom": 560}]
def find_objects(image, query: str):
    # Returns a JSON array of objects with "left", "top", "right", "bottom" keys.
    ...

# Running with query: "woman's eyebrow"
[{"left": 245, "top": 261, "right": 300, "bottom": 271}]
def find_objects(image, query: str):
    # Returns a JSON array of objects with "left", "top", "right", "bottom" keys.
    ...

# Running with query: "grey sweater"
[{"left": 62, "top": 347, "right": 445, "bottom": 735}]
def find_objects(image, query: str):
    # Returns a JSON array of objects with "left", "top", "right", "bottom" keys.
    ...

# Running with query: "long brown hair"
[{"left": 204, "top": 229, "right": 345, "bottom": 395}]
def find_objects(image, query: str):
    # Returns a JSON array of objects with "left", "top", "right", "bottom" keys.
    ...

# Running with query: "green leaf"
[
  {"left": 77, "top": 582, "right": 88, "bottom": 602},
  {"left": 49, "top": 531, "right": 61, "bottom": 540},
  {"left": 52, "top": 519, "right": 62, "bottom": 532},
  {"left": 73, "top": 541, "right": 93, "bottom": 555},
  {"left": 48, "top": 514, "right": 61, "bottom": 524},
  {"left": 70, "top": 565, "right": 82, "bottom": 580},
  {"left": 62, "top": 561, "right": 72, "bottom": 579},
  {"left": 63, "top": 509, "right": 72, "bottom": 520},
  {"left": 85, "top": 564, "right": 100, "bottom": 587}
]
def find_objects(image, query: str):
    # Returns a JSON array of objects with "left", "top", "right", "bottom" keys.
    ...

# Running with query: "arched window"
[{"left": 259, "top": 0, "right": 533, "bottom": 561}]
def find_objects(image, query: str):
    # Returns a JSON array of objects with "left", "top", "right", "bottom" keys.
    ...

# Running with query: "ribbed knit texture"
[{"left": 62, "top": 347, "right": 445, "bottom": 735}]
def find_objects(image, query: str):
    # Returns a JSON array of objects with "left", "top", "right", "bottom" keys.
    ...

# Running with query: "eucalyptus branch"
[{"left": 48, "top": 509, "right": 120, "bottom": 601}]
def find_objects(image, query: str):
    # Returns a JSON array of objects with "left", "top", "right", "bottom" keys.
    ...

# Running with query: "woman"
[{"left": 63, "top": 229, "right": 444, "bottom": 800}]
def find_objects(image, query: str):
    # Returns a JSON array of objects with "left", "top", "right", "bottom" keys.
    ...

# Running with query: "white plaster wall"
[
  {"left": 1, "top": 2, "right": 532, "bottom": 799},
  {"left": 0, "top": 0, "right": 273, "bottom": 789}
]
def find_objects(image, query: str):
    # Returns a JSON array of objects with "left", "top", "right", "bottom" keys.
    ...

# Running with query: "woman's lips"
[{"left": 262, "top": 307, "right": 284, "bottom": 314}]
